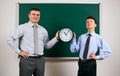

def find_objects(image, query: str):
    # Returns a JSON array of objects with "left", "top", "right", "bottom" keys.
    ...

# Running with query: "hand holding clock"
[
  {"left": 55, "top": 31, "right": 59, "bottom": 40},
  {"left": 72, "top": 32, "right": 76, "bottom": 40}
]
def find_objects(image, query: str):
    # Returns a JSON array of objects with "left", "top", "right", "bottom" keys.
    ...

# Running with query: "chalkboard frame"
[{"left": 18, "top": 3, "right": 100, "bottom": 59}]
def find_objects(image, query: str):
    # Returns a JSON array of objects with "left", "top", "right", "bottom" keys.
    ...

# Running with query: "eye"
[
  {"left": 32, "top": 13, "right": 35, "bottom": 16},
  {"left": 37, "top": 14, "right": 40, "bottom": 16},
  {"left": 90, "top": 21, "right": 92, "bottom": 23},
  {"left": 86, "top": 21, "right": 89, "bottom": 24}
]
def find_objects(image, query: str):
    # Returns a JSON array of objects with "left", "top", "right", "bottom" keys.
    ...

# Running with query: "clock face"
[{"left": 59, "top": 28, "right": 73, "bottom": 42}]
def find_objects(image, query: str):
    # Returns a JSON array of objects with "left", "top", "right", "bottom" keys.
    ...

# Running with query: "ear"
[
  {"left": 95, "top": 24, "right": 97, "bottom": 27},
  {"left": 28, "top": 14, "right": 30, "bottom": 19}
]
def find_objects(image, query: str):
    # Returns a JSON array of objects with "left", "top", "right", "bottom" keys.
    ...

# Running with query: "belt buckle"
[
  {"left": 83, "top": 59, "right": 86, "bottom": 62},
  {"left": 81, "top": 59, "right": 86, "bottom": 63}
]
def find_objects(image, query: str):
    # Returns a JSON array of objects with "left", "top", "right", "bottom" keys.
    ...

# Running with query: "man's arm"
[
  {"left": 7, "top": 26, "right": 29, "bottom": 58},
  {"left": 70, "top": 33, "right": 79, "bottom": 53},
  {"left": 96, "top": 37, "right": 112, "bottom": 60},
  {"left": 7, "top": 27, "right": 23, "bottom": 54},
  {"left": 44, "top": 31, "right": 59, "bottom": 49}
]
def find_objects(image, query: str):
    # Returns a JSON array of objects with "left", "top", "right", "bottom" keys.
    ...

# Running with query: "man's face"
[
  {"left": 86, "top": 19, "right": 96, "bottom": 29},
  {"left": 29, "top": 10, "right": 40, "bottom": 24}
]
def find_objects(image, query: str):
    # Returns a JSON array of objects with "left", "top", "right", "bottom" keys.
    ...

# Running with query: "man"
[
  {"left": 70, "top": 16, "right": 112, "bottom": 76},
  {"left": 7, "top": 8, "right": 59, "bottom": 76}
]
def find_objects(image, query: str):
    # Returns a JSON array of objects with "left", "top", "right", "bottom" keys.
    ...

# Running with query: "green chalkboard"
[{"left": 19, "top": 3, "right": 100, "bottom": 58}]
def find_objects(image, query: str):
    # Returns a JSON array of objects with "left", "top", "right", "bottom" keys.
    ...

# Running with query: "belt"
[
  {"left": 79, "top": 59, "right": 95, "bottom": 63},
  {"left": 29, "top": 55, "right": 43, "bottom": 58}
]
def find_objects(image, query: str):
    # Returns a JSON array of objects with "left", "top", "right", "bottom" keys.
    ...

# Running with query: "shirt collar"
[
  {"left": 86, "top": 32, "right": 95, "bottom": 36},
  {"left": 28, "top": 21, "right": 39, "bottom": 28}
]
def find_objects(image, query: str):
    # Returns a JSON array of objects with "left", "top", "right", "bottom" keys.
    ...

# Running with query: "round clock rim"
[{"left": 59, "top": 28, "right": 73, "bottom": 42}]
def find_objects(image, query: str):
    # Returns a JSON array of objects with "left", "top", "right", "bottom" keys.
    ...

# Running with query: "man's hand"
[
  {"left": 73, "top": 32, "right": 76, "bottom": 40},
  {"left": 55, "top": 31, "right": 59, "bottom": 40},
  {"left": 89, "top": 53, "right": 96, "bottom": 60},
  {"left": 19, "top": 51, "right": 29, "bottom": 58}
]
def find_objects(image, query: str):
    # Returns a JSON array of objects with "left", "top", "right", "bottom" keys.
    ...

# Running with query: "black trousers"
[
  {"left": 19, "top": 56, "right": 45, "bottom": 76},
  {"left": 78, "top": 59, "right": 96, "bottom": 76}
]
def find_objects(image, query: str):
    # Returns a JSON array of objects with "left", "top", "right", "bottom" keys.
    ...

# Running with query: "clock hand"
[
  {"left": 66, "top": 30, "right": 70, "bottom": 34},
  {"left": 64, "top": 30, "right": 67, "bottom": 35}
]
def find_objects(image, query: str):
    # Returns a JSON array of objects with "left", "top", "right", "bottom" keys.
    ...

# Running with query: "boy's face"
[
  {"left": 29, "top": 10, "right": 40, "bottom": 24},
  {"left": 86, "top": 18, "right": 96, "bottom": 30}
]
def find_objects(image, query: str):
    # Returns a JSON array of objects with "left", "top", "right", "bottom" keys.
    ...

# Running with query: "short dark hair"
[
  {"left": 29, "top": 8, "right": 40, "bottom": 14},
  {"left": 86, "top": 16, "right": 97, "bottom": 24}
]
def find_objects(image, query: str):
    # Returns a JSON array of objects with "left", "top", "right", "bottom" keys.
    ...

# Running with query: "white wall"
[{"left": 0, "top": 0, "right": 120, "bottom": 76}]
